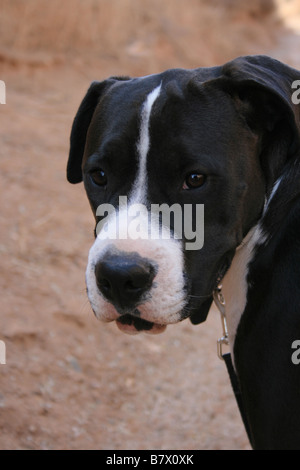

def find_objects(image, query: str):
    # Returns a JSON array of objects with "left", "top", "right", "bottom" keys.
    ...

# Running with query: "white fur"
[
  {"left": 223, "top": 179, "right": 282, "bottom": 359},
  {"left": 130, "top": 83, "right": 162, "bottom": 204},
  {"left": 86, "top": 234, "right": 187, "bottom": 325},
  {"left": 221, "top": 225, "right": 267, "bottom": 363},
  {"left": 263, "top": 176, "right": 282, "bottom": 216}
]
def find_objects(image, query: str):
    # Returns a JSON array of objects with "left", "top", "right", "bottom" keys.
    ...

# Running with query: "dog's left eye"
[
  {"left": 90, "top": 169, "right": 107, "bottom": 187},
  {"left": 183, "top": 173, "right": 206, "bottom": 190}
]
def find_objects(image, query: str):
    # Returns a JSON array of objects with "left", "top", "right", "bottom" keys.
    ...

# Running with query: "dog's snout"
[{"left": 95, "top": 252, "right": 156, "bottom": 309}]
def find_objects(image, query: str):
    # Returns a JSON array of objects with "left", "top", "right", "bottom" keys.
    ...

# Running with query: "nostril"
[
  {"left": 94, "top": 263, "right": 112, "bottom": 296},
  {"left": 130, "top": 263, "right": 154, "bottom": 286},
  {"left": 124, "top": 270, "right": 152, "bottom": 292},
  {"left": 97, "top": 277, "right": 111, "bottom": 292}
]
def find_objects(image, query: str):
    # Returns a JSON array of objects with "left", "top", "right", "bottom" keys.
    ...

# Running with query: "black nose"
[{"left": 95, "top": 252, "right": 157, "bottom": 310}]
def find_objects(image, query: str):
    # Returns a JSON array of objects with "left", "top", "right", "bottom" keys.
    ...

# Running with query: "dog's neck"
[{"left": 221, "top": 175, "right": 286, "bottom": 363}]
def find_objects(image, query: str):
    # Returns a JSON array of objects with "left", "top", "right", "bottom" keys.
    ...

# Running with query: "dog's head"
[{"left": 67, "top": 56, "right": 300, "bottom": 334}]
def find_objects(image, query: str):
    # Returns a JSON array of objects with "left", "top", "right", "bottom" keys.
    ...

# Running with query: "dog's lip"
[{"left": 116, "top": 314, "right": 167, "bottom": 335}]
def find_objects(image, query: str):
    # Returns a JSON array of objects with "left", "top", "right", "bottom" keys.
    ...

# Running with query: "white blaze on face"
[
  {"left": 85, "top": 83, "right": 187, "bottom": 331},
  {"left": 130, "top": 83, "right": 162, "bottom": 204}
]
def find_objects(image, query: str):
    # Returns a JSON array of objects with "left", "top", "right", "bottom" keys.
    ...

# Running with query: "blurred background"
[{"left": 0, "top": 0, "right": 299, "bottom": 450}]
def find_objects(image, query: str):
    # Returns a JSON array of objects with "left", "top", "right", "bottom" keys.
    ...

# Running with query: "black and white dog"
[{"left": 67, "top": 56, "right": 300, "bottom": 449}]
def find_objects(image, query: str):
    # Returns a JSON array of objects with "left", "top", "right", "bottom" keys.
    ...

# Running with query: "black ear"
[
  {"left": 67, "top": 80, "right": 112, "bottom": 184},
  {"left": 221, "top": 55, "right": 300, "bottom": 192}
]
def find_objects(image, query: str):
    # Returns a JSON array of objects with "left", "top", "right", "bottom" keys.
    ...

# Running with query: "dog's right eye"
[{"left": 90, "top": 169, "right": 107, "bottom": 187}]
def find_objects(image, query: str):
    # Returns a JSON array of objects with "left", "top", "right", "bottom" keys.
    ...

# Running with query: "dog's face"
[{"left": 68, "top": 57, "right": 299, "bottom": 334}]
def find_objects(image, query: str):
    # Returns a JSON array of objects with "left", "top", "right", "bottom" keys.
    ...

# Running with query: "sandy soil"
[{"left": 0, "top": 0, "right": 300, "bottom": 451}]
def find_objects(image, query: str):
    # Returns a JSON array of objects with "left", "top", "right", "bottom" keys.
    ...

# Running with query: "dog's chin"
[{"left": 116, "top": 314, "right": 167, "bottom": 335}]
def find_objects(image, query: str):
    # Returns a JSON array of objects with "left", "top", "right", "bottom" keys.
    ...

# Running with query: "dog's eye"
[
  {"left": 183, "top": 173, "right": 206, "bottom": 190},
  {"left": 91, "top": 169, "right": 107, "bottom": 187}
]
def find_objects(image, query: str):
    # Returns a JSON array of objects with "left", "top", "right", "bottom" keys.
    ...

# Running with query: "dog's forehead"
[
  {"left": 104, "top": 67, "right": 221, "bottom": 109},
  {"left": 91, "top": 67, "right": 236, "bottom": 147},
  {"left": 84, "top": 68, "right": 255, "bottom": 197},
  {"left": 98, "top": 69, "right": 190, "bottom": 120}
]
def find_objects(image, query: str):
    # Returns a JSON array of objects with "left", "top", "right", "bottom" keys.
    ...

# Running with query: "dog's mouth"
[{"left": 116, "top": 314, "right": 167, "bottom": 335}]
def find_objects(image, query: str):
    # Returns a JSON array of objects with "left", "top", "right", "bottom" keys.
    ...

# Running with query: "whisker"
[{"left": 79, "top": 293, "right": 93, "bottom": 316}]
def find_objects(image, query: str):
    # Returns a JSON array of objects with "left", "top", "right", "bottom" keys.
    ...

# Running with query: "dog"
[{"left": 67, "top": 55, "right": 300, "bottom": 450}]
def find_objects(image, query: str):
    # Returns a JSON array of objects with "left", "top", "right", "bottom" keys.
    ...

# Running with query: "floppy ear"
[
  {"left": 67, "top": 80, "right": 113, "bottom": 184},
  {"left": 221, "top": 55, "right": 300, "bottom": 193}
]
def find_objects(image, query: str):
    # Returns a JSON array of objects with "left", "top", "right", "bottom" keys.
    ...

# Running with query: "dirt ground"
[{"left": 1, "top": 0, "right": 300, "bottom": 451}]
